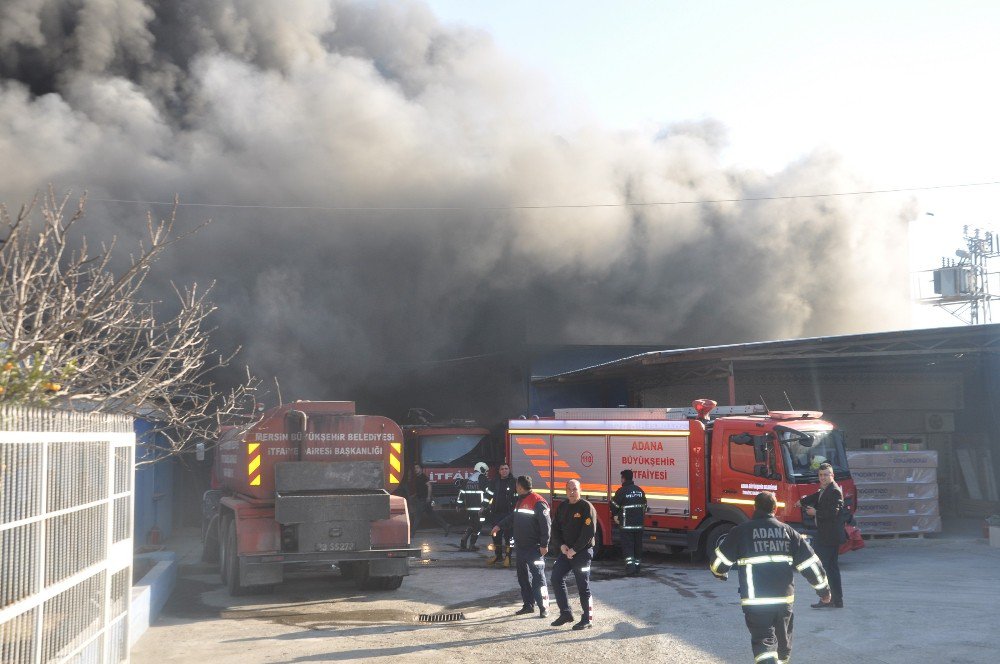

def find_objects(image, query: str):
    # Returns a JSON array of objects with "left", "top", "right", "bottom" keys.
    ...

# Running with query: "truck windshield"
[
  {"left": 420, "top": 434, "right": 489, "bottom": 466},
  {"left": 778, "top": 427, "right": 849, "bottom": 481}
]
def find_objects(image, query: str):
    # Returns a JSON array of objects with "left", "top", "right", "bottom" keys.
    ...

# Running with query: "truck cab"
[
  {"left": 709, "top": 411, "right": 856, "bottom": 531},
  {"left": 401, "top": 414, "right": 499, "bottom": 507}
]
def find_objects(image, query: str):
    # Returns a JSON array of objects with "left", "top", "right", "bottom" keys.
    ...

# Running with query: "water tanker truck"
[{"left": 203, "top": 401, "right": 419, "bottom": 594}]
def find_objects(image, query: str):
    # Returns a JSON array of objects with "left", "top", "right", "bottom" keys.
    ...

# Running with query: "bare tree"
[{"left": 0, "top": 189, "right": 260, "bottom": 457}]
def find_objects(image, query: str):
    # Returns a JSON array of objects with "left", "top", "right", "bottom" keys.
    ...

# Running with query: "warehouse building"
[{"left": 532, "top": 324, "right": 1000, "bottom": 522}]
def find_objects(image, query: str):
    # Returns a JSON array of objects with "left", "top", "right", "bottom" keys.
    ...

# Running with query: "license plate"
[{"left": 316, "top": 542, "right": 356, "bottom": 552}]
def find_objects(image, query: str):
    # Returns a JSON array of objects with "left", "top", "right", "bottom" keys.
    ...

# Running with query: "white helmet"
[
  {"left": 474, "top": 462, "right": 489, "bottom": 474},
  {"left": 810, "top": 455, "right": 827, "bottom": 470}
]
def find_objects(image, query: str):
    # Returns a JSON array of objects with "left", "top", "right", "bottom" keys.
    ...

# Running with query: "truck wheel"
[
  {"left": 592, "top": 524, "right": 607, "bottom": 560},
  {"left": 703, "top": 523, "right": 734, "bottom": 561},
  {"left": 218, "top": 516, "right": 231, "bottom": 585},
  {"left": 202, "top": 514, "right": 220, "bottom": 563},
  {"left": 354, "top": 563, "right": 402, "bottom": 591},
  {"left": 379, "top": 576, "right": 403, "bottom": 590},
  {"left": 225, "top": 520, "right": 248, "bottom": 596}
]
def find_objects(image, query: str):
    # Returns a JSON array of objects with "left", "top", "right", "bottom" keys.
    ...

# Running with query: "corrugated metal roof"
[{"left": 534, "top": 324, "right": 1000, "bottom": 384}]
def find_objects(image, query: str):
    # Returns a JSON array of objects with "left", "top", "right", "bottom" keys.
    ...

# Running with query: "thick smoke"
[{"left": 0, "top": 1, "right": 913, "bottom": 409}]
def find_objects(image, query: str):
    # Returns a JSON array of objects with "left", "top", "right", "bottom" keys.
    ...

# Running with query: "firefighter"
[
  {"left": 709, "top": 491, "right": 831, "bottom": 664},
  {"left": 611, "top": 469, "right": 647, "bottom": 575},
  {"left": 492, "top": 475, "right": 551, "bottom": 618},
  {"left": 549, "top": 479, "right": 597, "bottom": 630},
  {"left": 485, "top": 462, "right": 517, "bottom": 567},
  {"left": 456, "top": 462, "right": 489, "bottom": 551}
]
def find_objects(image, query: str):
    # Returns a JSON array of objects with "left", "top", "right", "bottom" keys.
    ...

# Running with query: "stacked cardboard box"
[{"left": 846, "top": 450, "right": 942, "bottom": 535}]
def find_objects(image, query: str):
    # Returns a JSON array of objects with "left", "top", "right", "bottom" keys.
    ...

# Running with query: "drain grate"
[{"left": 418, "top": 612, "right": 466, "bottom": 623}]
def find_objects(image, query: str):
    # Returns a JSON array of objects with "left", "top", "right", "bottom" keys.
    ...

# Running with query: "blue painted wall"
[
  {"left": 528, "top": 345, "right": 662, "bottom": 417},
  {"left": 133, "top": 419, "right": 175, "bottom": 546}
]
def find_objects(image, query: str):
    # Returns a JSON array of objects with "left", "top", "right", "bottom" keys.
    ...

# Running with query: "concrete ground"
[{"left": 132, "top": 525, "right": 1000, "bottom": 664}]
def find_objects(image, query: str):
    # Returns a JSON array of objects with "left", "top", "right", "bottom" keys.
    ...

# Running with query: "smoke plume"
[{"left": 0, "top": 1, "right": 914, "bottom": 410}]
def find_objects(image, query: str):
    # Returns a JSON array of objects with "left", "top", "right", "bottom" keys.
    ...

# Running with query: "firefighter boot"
[
  {"left": 468, "top": 534, "right": 480, "bottom": 552},
  {"left": 572, "top": 617, "right": 592, "bottom": 630},
  {"left": 550, "top": 612, "right": 574, "bottom": 627}
]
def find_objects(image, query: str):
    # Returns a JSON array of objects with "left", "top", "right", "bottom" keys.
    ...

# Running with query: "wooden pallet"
[{"left": 861, "top": 532, "right": 927, "bottom": 540}]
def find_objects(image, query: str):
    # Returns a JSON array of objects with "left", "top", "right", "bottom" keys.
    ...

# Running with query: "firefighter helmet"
[{"left": 474, "top": 462, "right": 488, "bottom": 474}]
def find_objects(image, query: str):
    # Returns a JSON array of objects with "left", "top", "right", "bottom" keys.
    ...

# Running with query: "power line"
[{"left": 84, "top": 179, "right": 1000, "bottom": 213}]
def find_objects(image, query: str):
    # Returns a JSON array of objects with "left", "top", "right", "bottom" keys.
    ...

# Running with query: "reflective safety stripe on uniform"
[
  {"left": 746, "top": 564, "right": 756, "bottom": 598},
  {"left": 516, "top": 508, "right": 534, "bottom": 515},
  {"left": 710, "top": 547, "right": 733, "bottom": 575},
  {"left": 738, "top": 555, "right": 793, "bottom": 565},
  {"left": 741, "top": 596, "right": 795, "bottom": 606},
  {"left": 755, "top": 653, "right": 779, "bottom": 663}
]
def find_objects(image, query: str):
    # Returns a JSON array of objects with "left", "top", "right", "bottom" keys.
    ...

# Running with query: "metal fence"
[{"left": 0, "top": 406, "right": 135, "bottom": 663}]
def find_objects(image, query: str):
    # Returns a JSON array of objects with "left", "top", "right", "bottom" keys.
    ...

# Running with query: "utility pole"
[{"left": 920, "top": 226, "right": 1000, "bottom": 324}]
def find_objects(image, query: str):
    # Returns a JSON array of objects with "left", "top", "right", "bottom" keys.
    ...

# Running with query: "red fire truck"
[
  {"left": 400, "top": 410, "right": 501, "bottom": 507},
  {"left": 508, "top": 399, "right": 856, "bottom": 557},
  {"left": 204, "top": 401, "right": 419, "bottom": 594}
]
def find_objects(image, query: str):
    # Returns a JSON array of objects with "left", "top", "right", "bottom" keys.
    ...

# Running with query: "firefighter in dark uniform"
[
  {"left": 456, "top": 462, "right": 488, "bottom": 550},
  {"left": 709, "top": 491, "right": 831, "bottom": 664},
  {"left": 549, "top": 479, "right": 597, "bottom": 630},
  {"left": 492, "top": 475, "right": 551, "bottom": 617},
  {"left": 485, "top": 462, "right": 517, "bottom": 566},
  {"left": 611, "top": 469, "right": 647, "bottom": 575}
]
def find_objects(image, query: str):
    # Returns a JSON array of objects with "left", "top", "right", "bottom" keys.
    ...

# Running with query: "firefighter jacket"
[
  {"left": 709, "top": 511, "right": 829, "bottom": 608},
  {"left": 485, "top": 475, "right": 517, "bottom": 520},
  {"left": 457, "top": 472, "right": 486, "bottom": 512},
  {"left": 496, "top": 491, "right": 551, "bottom": 549},
  {"left": 550, "top": 498, "right": 597, "bottom": 553},
  {"left": 799, "top": 482, "right": 845, "bottom": 547},
  {"left": 611, "top": 481, "right": 648, "bottom": 530}
]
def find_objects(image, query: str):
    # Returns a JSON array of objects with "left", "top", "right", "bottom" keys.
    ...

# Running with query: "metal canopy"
[{"left": 534, "top": 324, "right": 1000, "bottom": 385}]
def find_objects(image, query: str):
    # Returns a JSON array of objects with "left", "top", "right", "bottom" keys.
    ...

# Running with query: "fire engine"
[
  {"left": 399, "top": 409, "right": 501, "bottom": 507},
  {"left": 508, "top": 399, "right": 856, "bottom": 557},
  {"left": 203, "top": 401, "right": 419, "bottom": 594}
]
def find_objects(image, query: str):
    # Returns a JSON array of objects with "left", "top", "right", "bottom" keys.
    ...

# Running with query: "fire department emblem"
[{"left": 581, "top": 451, "right": 594, "bottom": 467}]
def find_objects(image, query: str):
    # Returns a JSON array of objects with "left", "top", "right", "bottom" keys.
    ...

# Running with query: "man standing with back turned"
[
  {"left": 549, "top": 479, "right": 597, "bottom": 630},
  {"left": 611, "top": 469, "right": 647, "bottom": 575},
  {"left": 709, "top": 491, "right": 831, "bottom": 664},
  {"left": 492, "top": 475, "right": 551, "bottom": 618}
]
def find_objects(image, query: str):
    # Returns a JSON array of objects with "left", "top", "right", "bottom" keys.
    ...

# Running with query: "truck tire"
[
  {"left": 703, "top": 522, "right": 734, "bottom": 561},
  {"left": 202, "top": 513, "right": 220, "bottom": 563},
  {"left": 218, "top": 516, "right": 231, "bottom": 585},
  {"left": 224, "top": 520, "right": 248, "bottom": 596},
  {"left": 592, "top": 523, "right": 608, "bottom": 560},
  {"left": 354, "top": 563, "right": 403, "bottom": 591}
]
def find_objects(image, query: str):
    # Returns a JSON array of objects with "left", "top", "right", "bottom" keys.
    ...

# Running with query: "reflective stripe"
[
  {"left": 795, "top": 554, "right": 820, "bottom": 571},
  {"left": 746, "top": 564, "right": 756, "bottom": 598},
  {"left": 741, "top": 596, "right": 795, "bottom": 605},
  {"left": 534, "top": 560, "right": 546, "bottom": 567},
  {"left": 622, "top": 525, "right": 643, "bottom": 530},
  {"left": 714, "top": 548, "right": 734, "bottom": 567},
  {"left": 721, "top": 497, "right": 787, "bottom": 508},
  {"left": 709, "top": 557, "right": 724, "bottom": 574},
  {"left": 622, "top": 504, "right": 644, "bottom": 509},
  {"left": 755, "top": 653, "right": 779, "bottom": 663},
  {"left": 813, "top": 578, "right": 829, "bottom": 590},
  {"left": 738, "top": 555, "right": 793, "bottom": 565},
  {"left": 579, "top": 566, "right": 591, "bottom": 573},
  {"left": 516, "top": 508, "right": 535, "bottom": 515}
]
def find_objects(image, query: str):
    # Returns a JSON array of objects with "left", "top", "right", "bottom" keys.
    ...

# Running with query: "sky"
[{"left": 426, "top": 0, "right": 1000, "bottom": 327}]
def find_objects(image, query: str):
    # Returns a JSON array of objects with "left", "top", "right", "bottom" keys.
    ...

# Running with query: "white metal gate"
[{"left": 0, "top": 406, "right": 134, "bottom": 663}]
